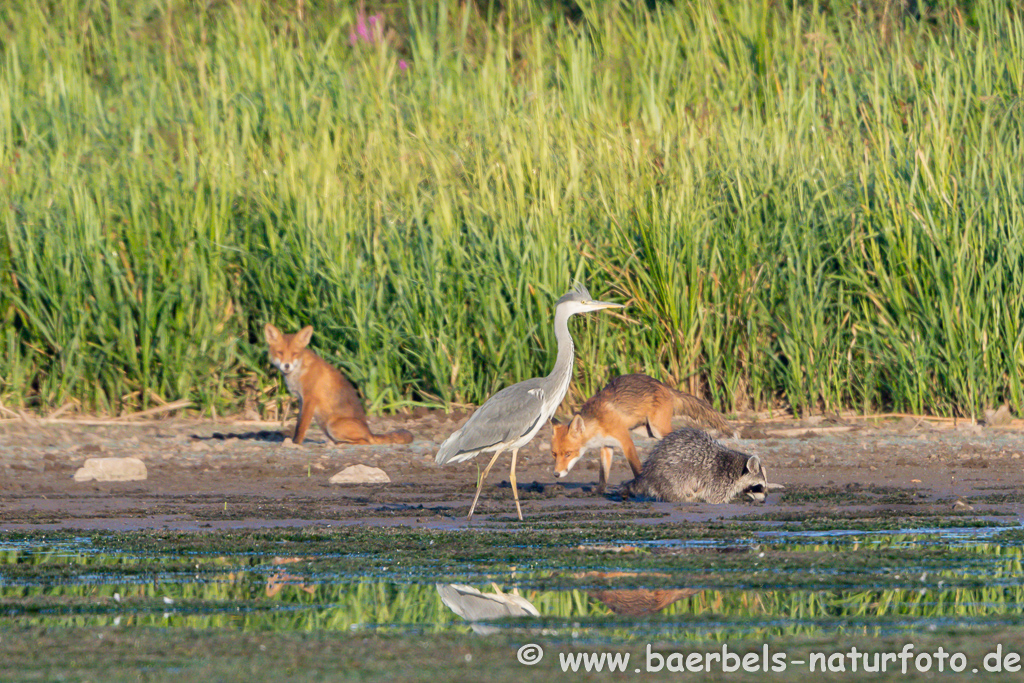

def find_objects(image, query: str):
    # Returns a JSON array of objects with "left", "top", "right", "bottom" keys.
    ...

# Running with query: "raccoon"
[{"left": 621, "top": 428, "right": 769, "bottom": 504}]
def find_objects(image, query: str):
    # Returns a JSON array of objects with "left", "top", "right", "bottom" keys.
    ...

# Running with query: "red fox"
[
  {"left": 551, "top": 374, "right": 730, "bottom": 492},
  {"left": 264, "top": 323, "right": 413, "bottom": 446}
]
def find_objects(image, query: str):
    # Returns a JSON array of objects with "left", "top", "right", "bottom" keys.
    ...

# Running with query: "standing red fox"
[
  {"left": 264, "top": 324, "right": 413, "bottom": 446},
  {"left": 551, "top": 374, "right": 730, "bottom": 492}
]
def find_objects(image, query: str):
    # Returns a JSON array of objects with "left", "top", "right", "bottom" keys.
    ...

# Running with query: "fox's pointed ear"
[
  {"left": 295, "top": 325, "right": 314, "bottom": 349},
  {"left": 568, "top": 414, "right": 585, "bottom": 437},
  {"left": 745, "top": 455, "right": 762, "bottom": 476},
  {"left": 264, "top": 323, "right": 281, "bottom": 344}
]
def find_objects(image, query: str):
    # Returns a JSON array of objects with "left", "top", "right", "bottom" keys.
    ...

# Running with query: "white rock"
[
  {"left": 73, "top": 457, "right": 148, "bottom": 482},
  {"left": 985, "top": 404, "right": 1014, "bottom": 426},
  {"left": 329, "top": 464, "right": 390, "bottom": 485}
]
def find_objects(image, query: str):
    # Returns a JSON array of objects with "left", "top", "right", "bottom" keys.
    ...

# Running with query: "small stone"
[
  {"left": 984, "top": 404, "right": 1014, "bottom": 426},
  {"left": 956, "top": 423, "right": 983, "bottom": 435},
  {"left": 73, "top": 457, "right": 148, "bottom": 482},
  {"left": 739, "top": 426, "right": 768, "bottom": 440},
  {"left": 329, "top": 464, "right": 390, "bottom": 485},
  {"left": 894, "top": 416, "right": 921, "bottom": 433}
]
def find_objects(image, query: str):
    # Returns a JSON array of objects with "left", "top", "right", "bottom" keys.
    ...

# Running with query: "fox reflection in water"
[
  {"left": 264, "top": 557, "right": 316, "bottom": 598},
  {"left": 588, "top": 587, "right": 702, "bottom": 616},
  {"left": 580, "top": 571, "right": 702, "bottom": 617}
]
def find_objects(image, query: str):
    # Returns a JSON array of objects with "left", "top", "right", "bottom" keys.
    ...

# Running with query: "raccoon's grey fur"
[{"left": 621, "top": 428, "right": 769, "bottom": 504}]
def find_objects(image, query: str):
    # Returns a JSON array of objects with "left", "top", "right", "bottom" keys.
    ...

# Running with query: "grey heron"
[
  {"left": 435, "top": 284, "right": 624, "bottom": 520},
  {"left": 436, "top": 583, "right": 540, "bottom": 635}
]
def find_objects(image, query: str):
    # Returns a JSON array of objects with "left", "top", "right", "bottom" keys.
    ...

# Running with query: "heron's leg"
[
  {"left": 509, "top": 448, "right": 523, "bottom": 521},
  {"left": 467, "top": 450, "right": 503, "bottom": 521}
]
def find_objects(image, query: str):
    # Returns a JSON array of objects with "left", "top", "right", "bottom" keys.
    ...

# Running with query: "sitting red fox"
[
  {"left": 264, "top": 323, "right": 413, "bottom": 446},
  {"left": 551, "top": 374, "right": 730, "bottom": 492}
]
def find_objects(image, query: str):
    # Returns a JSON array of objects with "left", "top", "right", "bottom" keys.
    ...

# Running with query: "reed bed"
[
  {"left": 6, "top": 574, "right": 1024, "bottom": 637},
  {"left": 1, "top": 0, "right": 1022, "bottom": 418}
]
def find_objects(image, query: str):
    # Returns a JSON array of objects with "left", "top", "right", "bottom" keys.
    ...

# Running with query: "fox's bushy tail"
[
  {"left": 369, "top": 429, "right": 415, "bottom": 445},
  {"left": 670, "top": 391, "right": 730, "bottom": 433}
]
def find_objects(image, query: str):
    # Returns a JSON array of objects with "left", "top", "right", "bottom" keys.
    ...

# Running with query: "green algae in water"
[{"left": 2, "top": 526, "right": 1023, "bottom": 643}]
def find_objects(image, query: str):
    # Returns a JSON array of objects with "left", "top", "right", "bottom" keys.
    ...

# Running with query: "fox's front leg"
[
  {"left": 619, "top": 432, "right": 643, "bottom": 477},
  {"left": 292, "top": 398, "right": 316, "bottom": 445},
  {"left": 596, "top": 447, "right": 613, "bottom": 494}
]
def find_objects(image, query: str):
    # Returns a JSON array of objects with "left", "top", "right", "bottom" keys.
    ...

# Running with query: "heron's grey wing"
[
  {"left": 435, "top": 584, "right": 539, "bottom": 620},
  {"left": 434, "top": 382, "right": 546, "bottom": 464}
]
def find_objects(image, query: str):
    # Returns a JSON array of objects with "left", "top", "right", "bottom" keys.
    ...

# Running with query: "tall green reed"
[{"left": 1, "top": 0, "right": 1021, "bottom": 418}]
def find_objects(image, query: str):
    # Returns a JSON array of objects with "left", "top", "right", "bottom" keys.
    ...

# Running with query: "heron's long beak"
[{"left": 585, "top": 300, "right": 624, "bottom": 310}]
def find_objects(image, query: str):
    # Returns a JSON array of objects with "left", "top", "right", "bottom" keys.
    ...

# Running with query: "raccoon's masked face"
[
  {"left": 743, "top": 482, "right": 767, "bottom": 502},
  {"left": 739, "top": 455, "right": 769, "bottom": 502}
]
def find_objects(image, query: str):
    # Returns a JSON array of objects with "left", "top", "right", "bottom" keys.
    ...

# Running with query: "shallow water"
[{"left": 3, "top": 526, "right": 1023, "bottom": 643}]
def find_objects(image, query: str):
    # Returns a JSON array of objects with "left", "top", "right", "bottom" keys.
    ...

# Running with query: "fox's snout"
[
  {"left": 270, "top": 355, "right": 301, "bottom": 375},
  {"left": 552, "top": 452, "right": 583, "bottom": 477}
]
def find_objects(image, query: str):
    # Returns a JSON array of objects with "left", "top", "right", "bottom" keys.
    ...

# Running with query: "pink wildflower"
[{"left": 349, "top": 11, "right": 383, "bottom": 46}]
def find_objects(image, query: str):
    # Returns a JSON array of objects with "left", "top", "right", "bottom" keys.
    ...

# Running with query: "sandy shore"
[{"left": 2, "top": 412, "right": 1022, "bottom": 531}]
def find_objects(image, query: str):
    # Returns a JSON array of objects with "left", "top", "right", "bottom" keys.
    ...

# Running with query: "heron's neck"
[{"left": 547, "top": 308, "right": 576, "bottom": 393}]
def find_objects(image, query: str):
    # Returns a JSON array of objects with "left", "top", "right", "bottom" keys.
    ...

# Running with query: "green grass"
[
  {"left": 1, "top": 0, "right": 1022, "bottom": 419},
  {"left": 4, "top": 532, "right": 1024, "bottom": 635}
]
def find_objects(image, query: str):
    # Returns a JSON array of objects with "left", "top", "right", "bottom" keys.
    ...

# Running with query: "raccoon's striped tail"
[{"left": 669, "top": 390, "right": 731, "bottom": 433}]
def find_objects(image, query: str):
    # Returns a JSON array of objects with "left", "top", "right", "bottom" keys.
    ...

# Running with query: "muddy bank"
[
  {"left": 1, "top": 413, "right": 1023, "bottom": 531},
  {"left": 6, "top": 627, "right": 1023, "bottom": 683}
]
